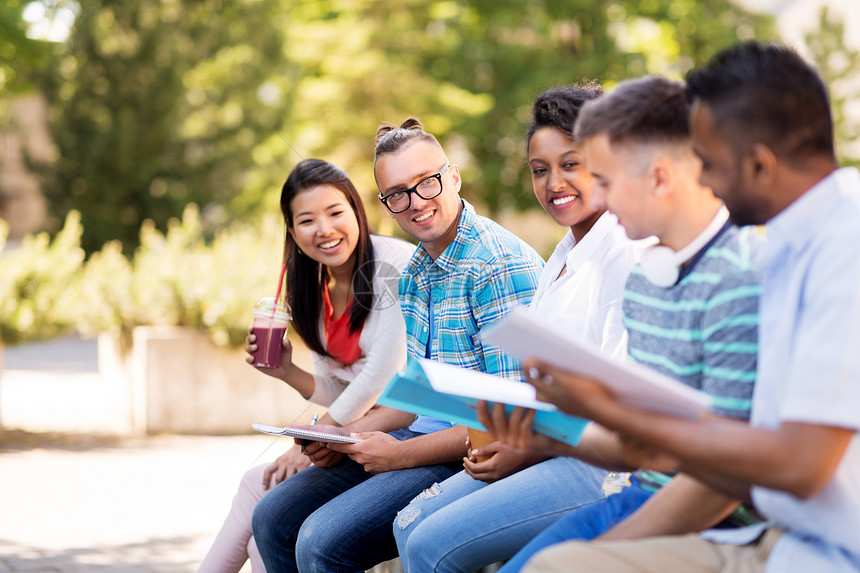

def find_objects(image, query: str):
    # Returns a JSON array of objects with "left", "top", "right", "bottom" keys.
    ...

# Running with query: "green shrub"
[
  {"left": 70, "top": 238, "right": 135, "bottom": 346},
  {"left": 0, "top": 212, "right": 86, "bottom": 345},
  {"left": 1, "top": 205, "right": 285, "bottom": 348},
  {"left": 74, "top": 204, "right": 285, "bottom": 348}
]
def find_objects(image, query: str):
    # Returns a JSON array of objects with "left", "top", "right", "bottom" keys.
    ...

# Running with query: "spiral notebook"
[{"left": 251, "top": 424, "right": 363, "bottom": 443}]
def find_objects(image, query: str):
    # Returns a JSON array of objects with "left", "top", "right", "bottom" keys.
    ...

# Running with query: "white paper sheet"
[
  {"left": 480, "top": 308, "right": 713, "bottom": 419},
  {"left": 416, "top": 358, "right": 556, "bottom": 411}
]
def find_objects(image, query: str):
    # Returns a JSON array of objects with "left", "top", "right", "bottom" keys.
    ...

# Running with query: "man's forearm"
[
  {"left": 567, "top": 423, "right": 636, "bottom": 472},
  {"left": 598, "top": 473, "right": 741, "bottom": 541},
  {"left": 580, "top": 396, "right": 853, "bottom": 499},
  {"left": 396, "top": 425, "right": 469, "bottom": 468},
  {"left": 674, "top": 461, "right": 754, "bottom": 503},
  {"left": 581, "top": 398, "right": 762, "bottom": 496},
  {"left": 344, "top": 406, "right": 416, "bottom": 434}
]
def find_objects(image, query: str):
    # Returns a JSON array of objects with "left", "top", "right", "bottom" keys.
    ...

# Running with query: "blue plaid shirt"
[{"left": 399, "top": 200, "right": 544, "bottom": 381}]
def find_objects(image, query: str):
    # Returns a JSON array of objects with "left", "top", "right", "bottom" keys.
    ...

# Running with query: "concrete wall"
[{"left": 100, "top": 326, "right": 318, "bottom": 435}]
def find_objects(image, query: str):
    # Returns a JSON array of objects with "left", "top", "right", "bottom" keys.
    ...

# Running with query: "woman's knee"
[
  {"left": 233, "top": 465, "right": 268, "bottom": 521},
  {"left": 394, "top": 480, "right": 446, "bottom": 536},
  {"left": 240, "top": 464, "right": 268, "bottom": 496},
  {"left": 393, "top": 498, "right": 424, "bottom": 540}
]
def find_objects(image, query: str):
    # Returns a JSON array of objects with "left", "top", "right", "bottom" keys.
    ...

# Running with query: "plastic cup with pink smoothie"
[{"left": 251, "top": 297, "right": 291, "bottom": 368}]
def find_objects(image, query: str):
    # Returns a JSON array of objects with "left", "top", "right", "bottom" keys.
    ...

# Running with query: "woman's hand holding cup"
[{"left": 245, "top": 325, "right": 294, "bottom": 379}]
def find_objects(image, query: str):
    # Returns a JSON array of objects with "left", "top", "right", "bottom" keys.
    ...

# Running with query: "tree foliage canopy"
[
  {"left": 0, "top": 1, "right": 51, "bottom": 97},
  {"left": 805, "top": 6, "right": 860, "bottom": 168},
  {"left": 33, "top": 0, "right": 777, "bottom": 252},
  {"left": 39, "top": 0, "right": 290, "bottom": 252}
]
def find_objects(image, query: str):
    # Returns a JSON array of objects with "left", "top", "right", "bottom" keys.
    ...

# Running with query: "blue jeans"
[
  {"left": 252, "top": 429, "right": 461, "bottom": 573},
  {"left": 394, "top": 457, "right": 608, "bottom": 572},
  {"left": 498, "top": 479, "right": 654, "bottom": 572}
]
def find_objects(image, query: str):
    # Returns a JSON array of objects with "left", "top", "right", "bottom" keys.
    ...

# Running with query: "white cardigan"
[{"left": 308, "top": 234, "right": 415, "bottom": 424}]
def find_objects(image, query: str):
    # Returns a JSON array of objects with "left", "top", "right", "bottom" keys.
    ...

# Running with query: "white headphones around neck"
[{"left": 640, "top": 207, "right": 730, "bottom": 288}]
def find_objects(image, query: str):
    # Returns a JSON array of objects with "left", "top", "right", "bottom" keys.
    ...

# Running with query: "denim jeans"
[
  {"left": 251, "top": 429, "right": 461, "bottom": 573},
  {"left": 498, "top": 478, "right": 654, "bottom": 572},
  {"left": 394, "top": 457, "right": 608, "bottom": 572}
]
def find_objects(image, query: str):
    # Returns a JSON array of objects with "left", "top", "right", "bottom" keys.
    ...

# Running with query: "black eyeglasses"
[{"left": 378, "top": 164, "right": 450, "bottom": 214}]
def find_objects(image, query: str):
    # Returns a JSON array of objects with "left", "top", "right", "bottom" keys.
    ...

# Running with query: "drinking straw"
[{"left": 272, "top": 262, "right": 288, "bottom": 317}]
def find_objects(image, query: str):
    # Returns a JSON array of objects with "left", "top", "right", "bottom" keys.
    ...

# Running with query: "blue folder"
[{"left": 377, "top": 357, "right": 589, "bottom": 446}]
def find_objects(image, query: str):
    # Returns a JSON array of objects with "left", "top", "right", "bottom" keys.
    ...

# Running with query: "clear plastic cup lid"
[{"left": 253, "top": 297, "right": 291, "bottom": 320}]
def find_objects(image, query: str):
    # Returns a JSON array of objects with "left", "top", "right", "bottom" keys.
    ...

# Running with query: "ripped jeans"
[
  {"left": 252, "top": 428, "right": 461, "bottom": 573},
  {"left": 394, "top": 457, "right": 607, "bottom": 572}
]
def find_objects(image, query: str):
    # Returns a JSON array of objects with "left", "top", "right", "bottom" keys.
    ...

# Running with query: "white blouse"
[{"left": 528, "top": 211, "right": 646, "bottom": 360}]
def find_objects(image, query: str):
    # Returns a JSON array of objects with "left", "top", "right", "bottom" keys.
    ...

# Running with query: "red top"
[{"left": 322, "top": 286, "right": 363, "bottom": 365}]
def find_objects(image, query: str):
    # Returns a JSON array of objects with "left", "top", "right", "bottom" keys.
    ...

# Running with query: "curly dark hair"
[{"left": 526, "top": 82, "right": 604, "bottom": 151}]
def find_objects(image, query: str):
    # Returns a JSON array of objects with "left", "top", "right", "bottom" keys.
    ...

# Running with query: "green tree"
[
  {"left": 0, "top": 1, "right": 52, "bottom": 98},
  {"left": 37, "top": 0, "right": 776, "bottom": 252},
  {"left": 265, "top": 0, "right": 775, "bottom": 216},
  {"left": 805, "top": 5, "right": 860, "bottom": 169},
  {"left": 38, "top": 0, "right": 293, "bottom": 253}
]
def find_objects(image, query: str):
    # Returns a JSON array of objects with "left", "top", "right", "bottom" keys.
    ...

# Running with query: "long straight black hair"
[{"left": 280, "top": 159, "right": 375, "bottom": 358}]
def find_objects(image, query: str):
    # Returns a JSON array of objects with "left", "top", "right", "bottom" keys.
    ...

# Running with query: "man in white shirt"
[{"left": 513, "top": 41, "right": 860, "bottom": 573}]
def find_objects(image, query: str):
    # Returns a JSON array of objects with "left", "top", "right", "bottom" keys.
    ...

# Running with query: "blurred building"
[{"left": 0, "top": 94, "right": 51, "bottom": 241}]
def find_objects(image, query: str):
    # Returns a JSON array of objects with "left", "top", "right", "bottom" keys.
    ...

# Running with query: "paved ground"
[
  {"left": 0, "top": 431, "right": 277, "bottom": 572},
  {"left": 0, "top": 336, "right": 279, "bottom": 572}
]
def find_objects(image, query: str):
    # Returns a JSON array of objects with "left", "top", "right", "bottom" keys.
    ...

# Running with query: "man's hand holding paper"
[
  {"left": 523, "top": 358, "right": 617, "bottom": 421},
  {"left": 479, "top": 309, "right": 713, "bottom": 420}
]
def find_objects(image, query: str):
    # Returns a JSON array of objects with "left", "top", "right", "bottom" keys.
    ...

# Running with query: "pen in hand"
[{"left": 301, "top": 413, "right": 319, "bottom": 453}]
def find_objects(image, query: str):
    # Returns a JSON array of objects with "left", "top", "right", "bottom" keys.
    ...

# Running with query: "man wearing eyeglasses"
[
  {"left": 374, "top": 118, "right": 543, "bottom": 373},
  {"left": 252, "top": 118, "right": 544, "bottom": 573},
  {"left": 377, "top": 160, "right": 455, "bottom": 247}
]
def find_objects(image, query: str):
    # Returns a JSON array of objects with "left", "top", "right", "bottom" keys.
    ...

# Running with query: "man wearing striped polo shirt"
[
  {"left": 483, "top": 75, "right": 764, "bottom": 573},
  {"left": 516, "top": 42, "right": 860, "bottom": 573}
]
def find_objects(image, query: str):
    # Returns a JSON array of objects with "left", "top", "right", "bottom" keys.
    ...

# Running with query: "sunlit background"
[
  {"left": 0, "top": 1, "right": 858, "bottom": 570},
  {"left": 0, "top": 0, "right": 857, "bottom": 390}
]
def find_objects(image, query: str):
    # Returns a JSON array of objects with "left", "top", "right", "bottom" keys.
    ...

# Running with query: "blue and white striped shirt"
[{"left": 626, "top": 222, "right": 763, "bottom": 489}]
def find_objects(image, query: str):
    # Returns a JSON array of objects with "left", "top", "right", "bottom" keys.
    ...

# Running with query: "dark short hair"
[
  {"left": 574, "top": 75, "right": 691, "bottom": 147},
  {"left": 686, "top": 41, "right": 835, "bottom": 162},
  {"left": 280, "top": 158, "right": 375, "bottom": 357},
  {"left": 526, "top": 83, "right": 604, "bottom": 151},
  {"left": 373, "top": 117, "right": 441, "bottom": 167}
]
